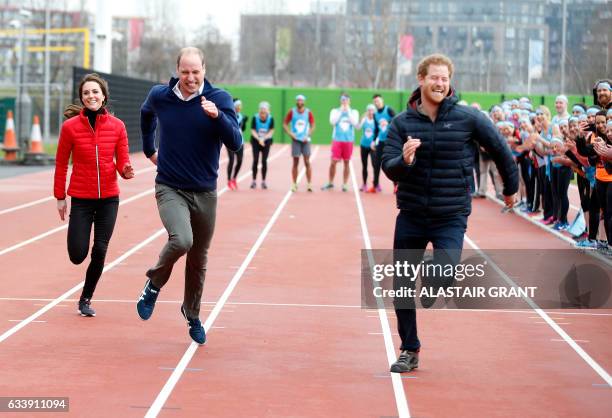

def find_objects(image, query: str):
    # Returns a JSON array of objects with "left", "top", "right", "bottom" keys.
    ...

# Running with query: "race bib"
[
  {"left": 295, "top": 119, "right": 307, "bottom": 134},
  {"left": 339, "top": 117, "right": 351, "bottom": 132}
]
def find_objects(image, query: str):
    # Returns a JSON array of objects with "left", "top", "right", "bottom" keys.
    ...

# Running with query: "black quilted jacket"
[{"left": 382, "top": 87, "right": 519, "bottom": 219}]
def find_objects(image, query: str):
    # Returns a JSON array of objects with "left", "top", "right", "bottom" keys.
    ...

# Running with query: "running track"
[{"left": 0, "top": 145, "right": 610, "bottom": 417}]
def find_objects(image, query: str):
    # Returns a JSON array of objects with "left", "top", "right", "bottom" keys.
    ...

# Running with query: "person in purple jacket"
[{"left": 137, "top": 47, "right": 242, "bottom": 345}]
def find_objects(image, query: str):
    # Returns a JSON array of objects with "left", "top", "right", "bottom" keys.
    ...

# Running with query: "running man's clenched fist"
[
  {"left": 403, "top": 136, "right": 421, "bottom": 165},
  {"left": 201, "top": 96, "right": 219, "bottom": 118}
]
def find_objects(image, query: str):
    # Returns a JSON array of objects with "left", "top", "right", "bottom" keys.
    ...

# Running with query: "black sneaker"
[
  {"left": 181, "top": 306, "right": 206, "bottom": 345},
  {"left": 137, "top": 279, "right": 159, "bottom": 320},
  {"left": 78, "top": 298, "right": 96, "bottom": 317},
  {"left": 390, "top": 350, "right": 419, "bottom": 373}
]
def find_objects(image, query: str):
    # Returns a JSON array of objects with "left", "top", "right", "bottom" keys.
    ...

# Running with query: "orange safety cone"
[
  {"left": 2, "top": 110, "right": 19, "bottom": 161},
  {"left": 27, "top": 115, "right": 44, "bottom": 154},
  {"left": 23, "top": 114, "right": 51, "bottom": 165}
]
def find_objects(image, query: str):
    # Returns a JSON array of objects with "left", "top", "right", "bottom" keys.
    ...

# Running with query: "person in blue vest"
[
  {"left": 227, "top": 98, "right": 247, "bottom": 190},
  {"left": 137, "top": 47, "right": 242, "bottom": 345},
  {"left": 371, "top": 94, "right": 396, "bottom": 193},
  {"left": 250, "top": 102, "right": 275, "bottom": 189},
  {"left": 357, "top": 104, "right": 377, "bottom": 192},
  {"left": 283, "top": 94, "right": 316, "bottom": 192},
  {"left": 322, "top": 93, "right": 359, "bottom": 192}
]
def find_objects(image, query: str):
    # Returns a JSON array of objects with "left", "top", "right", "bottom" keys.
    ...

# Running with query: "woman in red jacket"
[{"left": 54, "top": 73, "right": 134, "bottom": 317}]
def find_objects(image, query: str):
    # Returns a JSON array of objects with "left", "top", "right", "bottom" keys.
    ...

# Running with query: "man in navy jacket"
[
  {"left": 382, "top": 53, "right": 518, "bottom": 372},
  {"left": 137, "top": 47, "right": 242, "bottom": 345}
]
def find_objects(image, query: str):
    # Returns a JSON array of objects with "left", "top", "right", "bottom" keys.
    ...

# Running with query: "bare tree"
[{"left": 191, "top": 18, "right": 236, "bottom": 83}]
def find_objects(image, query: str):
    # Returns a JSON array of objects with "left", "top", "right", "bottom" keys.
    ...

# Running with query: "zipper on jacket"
[
  {"left": 425, "top": 120, "right": 435, "bottom": 216},
  {"left": 95, "top": 144, "right": 101, "bottom": 199},
  {"left": 87, "top": 114, "right": 102, "bottom": 199}
]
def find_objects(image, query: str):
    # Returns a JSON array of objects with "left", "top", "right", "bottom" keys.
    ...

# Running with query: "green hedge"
[{"left": 221, "top": 85, "right": 595, "bottom": 145}]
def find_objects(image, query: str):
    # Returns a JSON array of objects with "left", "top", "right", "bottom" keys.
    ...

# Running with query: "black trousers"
[
  {"left": 251, "top": 138, "right": 272, "bottom": 180},
  {"left": 536, "top": 166, "right": 554, "bottom": 219},
  {"left": 68, "top": 196, "right": 119, "bottom": 300},
  {"left": 589, "top": 185, "right": 601, "bottom": 241},
  {"left": 577, "top": 175, "right": 591, "bottom": 213},
  {"left": 519, "top": 157, "right": 536, "bottom": 210},
  {"left": 227, "top": 146, "right": 244, "bottom": 180},
  {"left": 372, "top": 142, "right": 385, "bottom": 187},
  {"left": 551, "top": 166, "right": 572, "bottom": 224},
  {"left": 596, "top": 180, "right": 612, "bottom": 245},
  {"left": 360, "top": 146, "right": 375, "bottom": 185},
  {"left": 393, "top": 212, "right": 467, "bottom": 352}
]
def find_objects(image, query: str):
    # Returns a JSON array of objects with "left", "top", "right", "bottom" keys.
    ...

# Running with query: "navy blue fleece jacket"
[{"left": 141, "top": 78, "right": 242, "bottom": 191}]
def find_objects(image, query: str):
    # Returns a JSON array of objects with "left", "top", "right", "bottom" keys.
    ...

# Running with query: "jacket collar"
[{"left": 407, "top": 86, "right": 458, "bottom": 118}]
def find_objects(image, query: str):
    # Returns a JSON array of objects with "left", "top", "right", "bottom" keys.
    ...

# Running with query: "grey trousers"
[{"left": 146, "top": 183, "right": 217, "bottom": 318}]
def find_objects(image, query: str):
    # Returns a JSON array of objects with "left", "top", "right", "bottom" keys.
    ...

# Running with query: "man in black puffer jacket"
[{"left": 382, "top": 53, "right": 519, "bottom": 373}]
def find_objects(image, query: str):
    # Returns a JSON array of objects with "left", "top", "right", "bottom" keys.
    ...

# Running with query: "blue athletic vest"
[
  {"left": 291, "top": 107, "right": 310, "bottom": 142},
  {"left": 334, "top": 110, "right": 355, "bottom": 143},
  {"left": 254, "top": 115, "right": 272, "bottom": 139},
  {"left": 374, "top": 106, "right": 393, "bottom": 142},
  {"left": 361, "top": 118, "right": 375, "bottom": 148}
]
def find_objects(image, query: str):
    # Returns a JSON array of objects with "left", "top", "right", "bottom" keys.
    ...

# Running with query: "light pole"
[
  {"left": 11, "top": 9, "right": 33, "bottom": 158},
  {"left": 474, "top": 39, "right": 484, "bottom": 92}
]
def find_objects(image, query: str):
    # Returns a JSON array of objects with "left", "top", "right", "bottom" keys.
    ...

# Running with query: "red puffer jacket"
[{"left": 54, "top": 108, "right": 131, "bottom": 200}]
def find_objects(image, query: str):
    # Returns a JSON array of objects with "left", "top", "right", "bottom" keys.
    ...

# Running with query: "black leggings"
[
  {"left": 577, "top": 175, "right": 591, "bottom": 212},
  {"left": 227, "top": 146, "right": 244, "bottom": 180},
  {"left": 68, "top": 197, "right": 119, "bottom": 300},
  {"left": 372, "top": 142, "right": 385, "bottom": 187},
  {"left": 551, "top": 166, "right": 572, "bottom": 224},
  {"left": 251, "top": 138, "right": 272, "bottom": 180},
  {"left": 519, "top": 157, "right": 535, "bottom": 209},
  {"left": 588, "top": 186, "right": 600, "bottom": 241},
  {"left": 536, "top": 166, "right": 553, "bottom": 219},
  {"left": 596, "top": 180, "right": 612, "bottom": 245},
  {"left": 360, "top": 146, "right": 375, "bottom": 185}
]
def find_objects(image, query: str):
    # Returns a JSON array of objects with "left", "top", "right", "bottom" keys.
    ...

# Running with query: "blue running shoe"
[
  {"left": 181, "top": 305, "right": 206, "bottom": 345},
  {"left": 137, "top": 279, "right": 159, "bottom": 320},
  {"left": 575, "top": 239, "right": 597, "bottom": 249}
]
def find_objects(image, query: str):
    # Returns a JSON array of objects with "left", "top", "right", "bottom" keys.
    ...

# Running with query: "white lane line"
[
  {"left": 0, "top": 147, "right": 288, "bottom": 344},
  {"left": 2, "top": 297, "right": 611, "bottom": 317},
  {"left": 0, "top": 196, "right": 54, "bottom": 216},
  {"left": 0, "top": 187, "right": 152, "bottom": 257},
  {"left": 464, "top": 235, "right": 612, "bottom": 387},
  {"left": 144, "top": 146, "right": 316, "bottom": 418},
  {"left": 0, "top": 155, "right": 239, "bottom": 256},
  {"left": 551, "top": 339, "right": 589, "bottom": 343},
  {"left": 0, "top": 165, "right": 157, "bottom": 216},
  {"left": 8, "top": 320, "right": 46, "bottom": 323},
  {"left": 0, "top": 230, "right": 166, "bottom": 344},
  {"left": 349, "top": 161, "right": 411, "bottom": 418}
]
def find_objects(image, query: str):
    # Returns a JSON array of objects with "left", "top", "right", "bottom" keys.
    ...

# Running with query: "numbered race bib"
[
  {"left": 379, "top": 119, "right": 389, "bottom": 132},
  {"left": 295, "top": 119, "right": 307, "bottom": 134},
  {"left": 339, "top": 116, "right": 351, "bottom": 132}
]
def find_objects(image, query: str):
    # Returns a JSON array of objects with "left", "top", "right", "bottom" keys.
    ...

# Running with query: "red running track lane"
[
  {"left": 142, "top": 147, "right": 408, "bottom": 417},
  {"left": 0, "top": 145, "right": 610, "bottom": 417},
  {"left": 0, "top": 145, "right": 296, "bottom": 417},
  {"left": 357, "top": 157, "right": 611, "bottom": 417}
]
